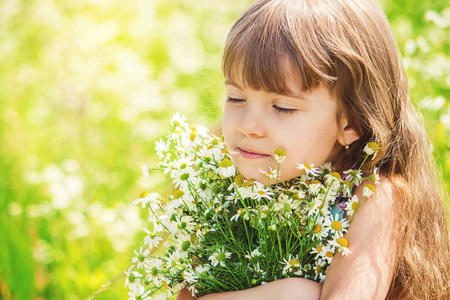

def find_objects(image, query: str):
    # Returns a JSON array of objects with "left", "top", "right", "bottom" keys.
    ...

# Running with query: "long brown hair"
[{"left": 222, "top": 0, "right": 450, "bottom": 298}]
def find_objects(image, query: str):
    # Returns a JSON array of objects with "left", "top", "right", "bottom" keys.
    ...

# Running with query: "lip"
[{"left": 238, "top": 147, "right": 271, "bottom": 159}]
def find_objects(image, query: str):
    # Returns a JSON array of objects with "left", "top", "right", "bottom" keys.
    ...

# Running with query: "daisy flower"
[
  {"left": 187, "top": 284, "right": 199, "bottom": 297},
  {"left": 167, "top": 251, "right": 182, "bottom": 274},
  {"left": 195, "top": 265, "right": 210, "bottom": 277},
  {"left": 132, "top": 247, "right": 151, "bottom": 269},
  {"left": 321, "top": 245, "right": 335, "bottom": 264},
  {"left": 245, "top": 248, "right": 263, "bottom": 261},
  {"left": 177, "top": 215, "right": 196, "bottom": 233},
  {"left": 132, "top": 192, "right": 161, "bottom": 209},
  {"left": 218, "top": 158, "right": 236, "bottom": 178},
  {"left": 172, "top": 168, "right": 199, "bottom": 191},
  {"left": 170, "top": 112, "right": 188, "bottom": 128},
  {"left": 252, "top": 183, "right": 274, "bottom": 201},
  {"left": 364, "top": 141, "right": 379, "bottom": 160},
  {"left": 281, "top": 254, "right": 303, "bottom": 276},
  {"left": 225, "top": 192, "right": 241, "bottom": 204},
  {"left": 311, "top": 217, "right": 329, "bottom": 239},
  {"left": 128, "top": 284, "right": 150, "bottom": 300},
  {"left": 329, "top": 237, "right": 351, "bottom": 256},
  {"left": 307, "top": 180, "right": 324, "bottom": 195},
  {"left": 273, "top": 148, "right": 286, "bottom": 164},
  {"left": 313, "top": 259, "right": 327, "bottom": 282},
  {"left": 155, "top": 138, "right": 171, "bottom": 159},
  {"left": 209, "top": 249, "right": 232, "bottom": 267},
  {"left": 296, "top": 163, "right": 322, "bottom": 176},
  {"left": 146, "top": 258, "right": 164, "bottom": 286},
  {"left": 124, "top": 265, "right": 142, "bottom": 288},
  {"left": 323, "top": 213, "right": 349, "bottom": 238},
  {"left": 343, "top": 169, "right": 363, "bottom": 185},
  {"left": 230, "top": 208, "right": 249, "bottom": 222},
  {"left": 310, "top": 244, "right": 325, "bottom": 259},
  {"left": 259, "top": 167, "right": 281, "bottom": 179},
  {"left": 182, "top": 267, "right": 199, "bottom": 283},
  {"left": 319, "top": 162, "right": 333, "bottom": 173},
  {"left": 154, "top": 294, "right": 169, "bottom": 300},
  {"left": 143, "top": 228, "right": 163, "bottom": 249},
  {"left": 324, "top": 172, "right": 342, "bottom": 193},
  {"left": 345, "top": 195, "right": 360, "bottom": 216},
  {"left": 363, "top": 183, "right": 375, "bottom": 198},
  {"left": 370, "top": 167, "right": 381, "bottom": 185}
]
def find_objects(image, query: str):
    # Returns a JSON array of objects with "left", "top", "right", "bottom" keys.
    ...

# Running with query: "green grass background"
[{"left": 0, "top": 0, "right": 448, "bottom": 299}]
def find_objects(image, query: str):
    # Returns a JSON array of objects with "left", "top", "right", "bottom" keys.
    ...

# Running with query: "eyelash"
[{"left": 226, "top": 97, "right": 297, "bottom": 115}]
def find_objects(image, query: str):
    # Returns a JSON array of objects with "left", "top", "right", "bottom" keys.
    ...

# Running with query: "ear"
[{"left": 337, "top": 115, "right": 360, "bottom": 147}]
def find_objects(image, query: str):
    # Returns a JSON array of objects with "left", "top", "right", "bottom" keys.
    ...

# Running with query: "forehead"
[{"left": 224, "top": 58, "right": 306, "bottom": 98}]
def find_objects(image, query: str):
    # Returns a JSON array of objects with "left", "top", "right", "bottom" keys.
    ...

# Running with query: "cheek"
[{"left": 221, "top": 110, "right": 235, "bottom": 141}]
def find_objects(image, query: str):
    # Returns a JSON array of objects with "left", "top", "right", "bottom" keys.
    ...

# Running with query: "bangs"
[{"left": 222, "top": 0, "right": 336, "bottom": 94}]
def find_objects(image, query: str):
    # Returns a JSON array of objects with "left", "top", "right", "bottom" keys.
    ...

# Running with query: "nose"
[{"left": 238, "top": 106, "right": 266, "bottom": 137}]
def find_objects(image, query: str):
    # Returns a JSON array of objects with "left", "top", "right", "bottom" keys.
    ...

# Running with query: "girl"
[{"left": 177, "top": 0, "right": 450, "bottom": 299}]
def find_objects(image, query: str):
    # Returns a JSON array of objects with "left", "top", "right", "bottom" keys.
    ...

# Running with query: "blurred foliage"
[{"left": 0, "top": 0, "right": 448, "bottom": 299}]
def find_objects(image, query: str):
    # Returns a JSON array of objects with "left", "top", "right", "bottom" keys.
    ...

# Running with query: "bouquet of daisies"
[{"left": 125, "top": 113, "right": 379, "bottom": 299}]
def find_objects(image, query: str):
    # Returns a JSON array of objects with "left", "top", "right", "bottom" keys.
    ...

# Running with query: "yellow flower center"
[
  {"left": 337, "top": 237, "right": 348, "bottom": 248},
  {"left": 352, "top": 201, "right": 359, "bottom": 211},
  {"left": 304, "top": 163, "right": 312, "bottom": 170},
  {"left": 189, "top": 131, "right": 197, "bottom": 142},
  {"left": 317, "top": 245, "right": 323, "bottom": 252},
  {"left": 331, "top": 172, "right": 341, "bottom": 181},
  {"left": 140, "top": 191, "right": 149, "bottom": 198},
  {"left": 274, "top": 148, "right": 286, "bottom": 157},
  {"left": 313, "top": 224, "right": 321, "bottom": 234},
  {"left": 216, "top": 253, "right": 226, "bottom": 261},
  {"left": 173, "top": 190, "right": 185, "bottom": 199},
  {"left": 368, "top": 141, "right": 379, "bottom": 152},
  {"left": 257, "top": 191, "right": 266, "bottom": 196},
  {"left": 243, "top": 180, "right": 255, "bottom": 187},
  {"left": 289, "top": 259, "right": 300, "bottom": 266},
  {"left": 331, "top": 221, "right": 342, "bottom": 231},
  {"left": 325, "top": 251, "right": 334, "bottom": 258},
  {"left": 316, "top": 265, "right": 323, "bottom": 273},
  {"left": 234, "top": 175, "right": 244, "bottom": 186},
  {"left": 365, "top": 183, "right": 375, "bottom": 192},
  {"left": 180, "top": 173, "right": 190, "bottom": 180},
  {"left": 219, "top": 158, "right": 232, "bottom": 168}
]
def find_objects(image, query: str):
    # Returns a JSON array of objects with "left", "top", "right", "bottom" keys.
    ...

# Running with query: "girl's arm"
[
  {"left": 176, "top": 278, "right": 321, "bottom": 300},
  {"left": 320, "top": 176, "right": 398, "bottom": 299}
]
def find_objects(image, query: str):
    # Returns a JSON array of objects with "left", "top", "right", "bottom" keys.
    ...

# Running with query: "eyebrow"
[{"left": 224, "top": 78, "right": 307, "bottom": 101}]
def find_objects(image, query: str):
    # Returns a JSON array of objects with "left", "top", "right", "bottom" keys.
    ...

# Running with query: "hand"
[{"left": 176, "top": 288, "right": 196, "bottom": 300}]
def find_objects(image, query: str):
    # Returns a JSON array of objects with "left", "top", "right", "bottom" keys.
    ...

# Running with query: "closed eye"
[
  {"left": 226, "top": 96, "right": 245, "bottom": 104},
  {"left": 273, "top": 105, "right": 297, "bottom": 114}
]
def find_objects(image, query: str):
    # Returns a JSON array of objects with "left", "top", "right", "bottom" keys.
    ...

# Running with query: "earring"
[{"left": 345, "top": 145, "right": 349, "bottom": 150}]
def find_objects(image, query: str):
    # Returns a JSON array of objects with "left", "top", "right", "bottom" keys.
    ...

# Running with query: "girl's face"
[{"left": 222, "top": 65, "right": 345, "bottom": 184}]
